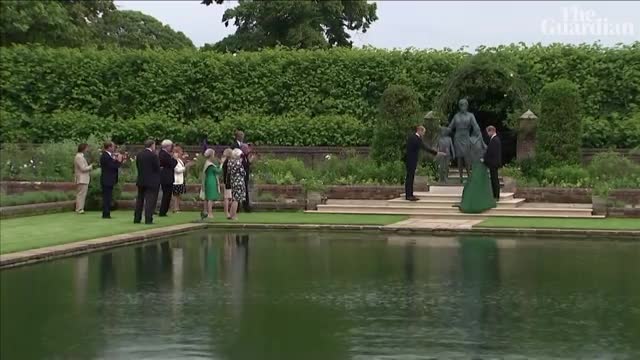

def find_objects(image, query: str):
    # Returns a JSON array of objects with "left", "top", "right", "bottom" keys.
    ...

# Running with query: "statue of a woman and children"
[{"left": 436, "top": 98, "right": 496, "bottom": 213}]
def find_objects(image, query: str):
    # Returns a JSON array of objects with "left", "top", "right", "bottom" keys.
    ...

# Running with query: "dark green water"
[{"left": 1, "top": 231, "right": 639, "bottom": 359}]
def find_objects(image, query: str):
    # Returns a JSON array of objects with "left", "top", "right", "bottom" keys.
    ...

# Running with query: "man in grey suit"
[{"left": 74, "top": 143, "right": 93, "bottom": 214}]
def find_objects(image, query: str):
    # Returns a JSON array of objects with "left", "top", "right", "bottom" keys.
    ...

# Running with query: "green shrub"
[
  {"left": 540, "top": 165, "right": 591, "bottom": 188},
  {"left": 0, "top": 191, "right": 75, "bottom": 207},
  {"left": 537, "top": 79, "right": 582, "bottom": 165},
  {"left": 371, "top": 84, "right": 421, "bottom": 163},
  {"left": 252, "top": 157, "right": 312, "bottom": 185},
  {"left": 582, "top": 111, "right": 640, "bottom": 148},
  {"left": 587, "top": 151, "right": 640, "bottom": 183}
]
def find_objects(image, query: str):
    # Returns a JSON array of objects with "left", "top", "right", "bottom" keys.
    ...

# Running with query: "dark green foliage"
[
  {"left": 0, "top": 191, "right": 75, "bottom": 207},
  {"left": 371, "top": 85, "right": 421, "bottom": 163},
  {"left": 537, "top": 79, "right": 582, "bottom": 165},
  {"left": 1, "top": 44, "right": 639, "bottom": 147},
  {"left": 207, "top": 0, "right": 377, "bottom": 52},
  {"left": 0, "top": 0, "right": 116, "bottom": 47},
  {"left": 95, "top": 10, "right": 195, "bottom": 50},
  {"left": 582, "top": 111, "right": 640, "bottom": 148}
]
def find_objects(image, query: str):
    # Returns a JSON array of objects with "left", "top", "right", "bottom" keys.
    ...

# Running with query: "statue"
[
  {"left": 448, "top": 98, "right": 483, "bottom": 182},
  {"left": 436, "top": 127, "right": 455, "bottom": 184}
]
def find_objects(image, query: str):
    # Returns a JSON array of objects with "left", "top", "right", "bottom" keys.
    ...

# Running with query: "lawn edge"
[{"left": 2, "top": 222, "right": 639, "bottom": 270}]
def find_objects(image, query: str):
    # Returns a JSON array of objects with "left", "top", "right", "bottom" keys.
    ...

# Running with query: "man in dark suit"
[
  {"left": 405, "top": 126, "right": 443, "bottom": 201},
  {"left": 482, "top": 125, "right": 502, "bottom": 200},
  {"left": 100, "top": 141, "right": 122, "bottom": 219},
  {"left": 158, "top": 139, "right": 178, "bottom": 217},
  {"left": 134, "top": 139, "right": 161, "bottom": 224}
]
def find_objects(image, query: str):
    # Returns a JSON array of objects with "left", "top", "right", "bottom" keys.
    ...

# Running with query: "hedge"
[
  {"left": 2, "top": 43, "right": 639, "bottom": 120},
  {"left": 0, "top": 110, "right": 370, "bottom": 146},
  {"left": 537, "top": 79, "right": 582, "bottom": 165},
  {"left": 1, "top": 43, "right": 639, "bottom": 146}
]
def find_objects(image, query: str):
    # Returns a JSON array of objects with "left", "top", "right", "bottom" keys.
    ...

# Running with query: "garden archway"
[{"left": 435, "top": 53, "right": 531, "bottom": 164}]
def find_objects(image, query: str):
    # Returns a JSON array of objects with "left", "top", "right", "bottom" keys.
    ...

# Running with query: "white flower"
[
  {"left": 325, "top": 154, "right": 332, "bottom": 160},
  {"left": 29, "top": 159, "right": 34, "bottom": 164},
  {"left": 509, "top": 73, "right": 514, "bottom": 77},
  {"left": 23, "top": 164, "right": 28, "bottom": 168}
]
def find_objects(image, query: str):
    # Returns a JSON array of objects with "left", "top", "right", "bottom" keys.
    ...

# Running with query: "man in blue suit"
[{"left": 100, "top": 141, "right": 122, "bottom": 219}]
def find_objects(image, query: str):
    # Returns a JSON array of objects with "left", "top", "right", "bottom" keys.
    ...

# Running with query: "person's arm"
[
  {"left": 418, "top": 138, "right": 438, "bottom": 156},
  {"left": 449, "top": 140, "right": 455, "bottom": 159},
  {"left": 174, "top": 162, "right": 186, "bottom": 174},
  {"left": 104, "top": 154, "right": 121, "bottom": 169},
  {"left": 76, "top": 156, "right": 92, "bottom": 172}
]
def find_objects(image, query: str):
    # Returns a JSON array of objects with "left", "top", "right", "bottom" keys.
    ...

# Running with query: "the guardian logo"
[{"left": 541, "top": 6, "right": 635, "bottom": 37}]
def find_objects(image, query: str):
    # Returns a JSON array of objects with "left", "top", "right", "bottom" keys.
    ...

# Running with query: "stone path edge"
[
  {"left": 0, "top": 223, "right": 208, "bottom": 270},
  {"left": 2, "top": 222, "right": 638, "bottom": 270}
]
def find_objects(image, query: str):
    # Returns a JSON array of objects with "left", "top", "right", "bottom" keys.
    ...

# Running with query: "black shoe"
[
  {"left": 145, "top": 221, "right": 154, "bottom": 225},
  {"left": 133, "top": 220, "right": 141, "bottom": 224},
  {"left": 158, "top": 214, "right": 167, "bottom": 217},
  {"left": 102, "top": 216, "right": 112, "bottom": 219}
]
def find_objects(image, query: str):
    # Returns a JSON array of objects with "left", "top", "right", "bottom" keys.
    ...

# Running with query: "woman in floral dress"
[{"left": 228, "top": 149, "right": 246, "bottom": 220}]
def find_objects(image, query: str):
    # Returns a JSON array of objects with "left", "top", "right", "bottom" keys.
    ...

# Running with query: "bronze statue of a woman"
[{"left": 448, "top": 99, "right": 483, "bottom": 181}]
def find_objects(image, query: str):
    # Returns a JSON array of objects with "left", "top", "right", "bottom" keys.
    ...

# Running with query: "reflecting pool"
[{"left": 1, "top": 231, "right": 639, "bottom": 359}]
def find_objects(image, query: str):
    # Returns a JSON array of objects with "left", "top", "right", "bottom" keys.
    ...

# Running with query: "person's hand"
[
  {"left": 116, "top": 154, "right": 124, "bottom": 162},
  {"left": 480, "top": 158, "right": 484, "bottom": 163}
]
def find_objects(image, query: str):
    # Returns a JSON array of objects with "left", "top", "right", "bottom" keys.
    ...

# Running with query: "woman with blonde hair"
[
  {"left": 228, "top": 148, "right": 246, "bottom": 220},
  {"left": 220, "top": 148, "right": 233, "bottom": 219},
  {"left": 200, "top": 148, "right": 222, "bottom": 219}
]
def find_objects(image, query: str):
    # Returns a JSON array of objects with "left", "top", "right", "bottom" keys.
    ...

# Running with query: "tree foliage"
[
  {"left": 0, "top": 1, "right": 192, "bottom": 50},
  {"left": 537, "top": 79, "right": 582, "bottom": 165},
  {"left": 95, "top": 10, "right": 194, "bottom": 50},
  {"left": 204, "top": 0, "right": 378, "bottom": 52},
  {"left": 0, "top": 0, "right": 116, "bottom": 47},
  {"left": 371, "top": 85, "right": 421, "bottom": 163}
]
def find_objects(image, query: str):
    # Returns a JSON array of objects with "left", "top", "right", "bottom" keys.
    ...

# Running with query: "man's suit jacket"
[
  {"left": 483, "top": 135, "right": 502, "bottom": 168},
  {"left": 100, "top": 151, "right": 120, "bottom": 187},
  {"left": 230, "top": 140, "right": 242, "bottom": 149},
  {"left": 74, "top": 153, "right": 92, "bottom": 184},
  {"left": 158, "top": 149, "right": 178, "bottom": 185},
  {"left": 406, "top": 134, "right": 437, "bottom": 168},
  {"left": 136, "top": 149, "right": 161, "bottom": 188}
]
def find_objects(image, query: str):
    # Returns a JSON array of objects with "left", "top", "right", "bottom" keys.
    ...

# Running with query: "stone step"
[
  {"left": 406, "top": 190, "right": 515, "bottom": 199},
  {"left": 311, "top": 208, "right": 603, "bottom": 219},
  {"left": 315, "top": 204, "right": 595, "bottom": 218},
  {"left": 387, "top": 197, "right": 525, "bottom": 208}
]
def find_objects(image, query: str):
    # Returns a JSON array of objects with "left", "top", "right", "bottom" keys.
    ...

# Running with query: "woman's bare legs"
[
  {"left": 230, "top": 201, "right": 239, "bottom": 220},
  {"left": 224, "top": 196, "right": 230, "bottom": 218},
  {"left": 207, "top": 200, "right": 214, "bottom": 219},
  {"left": 172, "top": 195, "right": 181, "bottom": 213}
]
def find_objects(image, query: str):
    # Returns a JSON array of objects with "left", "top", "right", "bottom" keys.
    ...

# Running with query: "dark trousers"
[
  {"left": 159, "top": 183, "right": 173, "bottom": 216},
  {"left": 405, "top": 164, "right": 416, "bottom": 199},
  {"left": 242, "top": 176, "right": 251, "bottom": 212},
  {"left": 134, "top": 185, "right": 159, "bottom": 224},
  {"left": 489, "top": 166, "right": 500, "bottom": 200},
  {"left": 102, "top": 185, "right": 113, "bottom": 218}
]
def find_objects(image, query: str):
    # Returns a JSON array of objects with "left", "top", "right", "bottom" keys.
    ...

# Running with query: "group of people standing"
[
  {"left": 404, "top": 98, "right": 503, "bottom": 213},
  {"left": 72, "top": 130, "right": 254, "bottom": 224}
]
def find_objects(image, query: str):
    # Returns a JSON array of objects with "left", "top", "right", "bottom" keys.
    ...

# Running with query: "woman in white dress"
[{"left": 172, "top": 145, "right": 188, "bottom": 213}]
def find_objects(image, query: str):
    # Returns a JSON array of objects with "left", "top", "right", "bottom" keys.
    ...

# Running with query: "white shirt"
[{"left": 173, "top": 158, "right": 186, "bottom": 185}]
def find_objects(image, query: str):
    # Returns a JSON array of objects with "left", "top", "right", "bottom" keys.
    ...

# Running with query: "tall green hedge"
[
  {"left": 1, "top": 43, "right": 639, "bottom": 145},
  {"left": 2, "top": 43, "right": 638, "bottom": 120},
  {"left": 537, "top": 79, "right": 582, "bottom": 165}
]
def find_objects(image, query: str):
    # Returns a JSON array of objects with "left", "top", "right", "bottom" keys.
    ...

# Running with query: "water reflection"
[{"left": 1, "top": 232, "right": 639, "bottom": 359}]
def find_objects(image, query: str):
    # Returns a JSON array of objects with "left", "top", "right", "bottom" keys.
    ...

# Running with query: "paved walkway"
[{"left": 388, "top": 218, "right": 486, "bottom": 230}]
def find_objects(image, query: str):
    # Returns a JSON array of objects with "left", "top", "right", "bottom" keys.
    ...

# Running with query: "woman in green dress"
[
  {"left": 201, "top": 148, "right": 222, "bottom": 219},
  {"left": 459, "top": 129, "right": 497, "bottom": 213}
]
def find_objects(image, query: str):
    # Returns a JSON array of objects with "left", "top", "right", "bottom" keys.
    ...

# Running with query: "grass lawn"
[
  {"left": 476, "top": 217, "right": 640, "bottom": 231},
  {"left": 0, "top": 211, "right": 406, "bottom": 254}
]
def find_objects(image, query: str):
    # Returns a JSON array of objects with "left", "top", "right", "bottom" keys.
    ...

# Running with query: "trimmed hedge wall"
[{"left": 1, "top": 43, "right": 639, "bottom": 145}]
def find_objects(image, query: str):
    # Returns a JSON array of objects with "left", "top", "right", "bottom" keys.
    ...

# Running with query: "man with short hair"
[
  {"left": 158, "top": 139, "right": 178, "bottom": 217},
  {"left": 134, "top": 139, "right": 161, "bottom": 224},
  {"left": 405, "top": 126, "right": 444, "bottom": 201},
  {"left": 483, "top": 125, "right": 502, "bottom": 200},
  {"left": 231, "top": 130, "right": 245, "bottom": 150},
  {"left": 100, "top": 141, "right": 122, "bottom": 219}
]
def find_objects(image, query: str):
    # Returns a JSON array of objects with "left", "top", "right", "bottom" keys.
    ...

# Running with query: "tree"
[
  {"left": 371, "top": 85, "right": 421, "bottom": 164},
  {"left": 537, "top": 79, "right": 582, "bottom": 165},
  {"left": 0, "top": 0, "right": 116, "bottom": 47},
  {"left": 202, "top": 0, "right": 377, "bottom": 52},
  {"left": 95, "top": 10, "right": 194, "bottom": 50}
]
